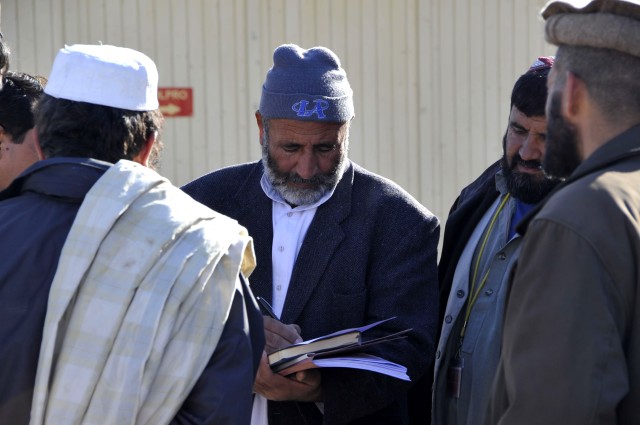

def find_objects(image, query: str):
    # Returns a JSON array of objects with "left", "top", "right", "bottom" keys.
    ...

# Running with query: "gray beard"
[{"left": 261, "top": 143, "right": 347, "bottom": 206}]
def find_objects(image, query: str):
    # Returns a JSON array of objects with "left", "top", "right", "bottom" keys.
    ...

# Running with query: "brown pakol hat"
[{"left": 542, "top": 0, "right": 640, "bottom": 57}]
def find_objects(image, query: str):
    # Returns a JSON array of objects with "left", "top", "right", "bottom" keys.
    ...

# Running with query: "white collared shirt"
[{"left": 251, "top": 173, "right": 336, "bottom": 425}]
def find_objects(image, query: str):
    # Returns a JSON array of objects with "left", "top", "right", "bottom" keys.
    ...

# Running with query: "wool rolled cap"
[
  {"left": 44, "top": 44, "right": 159, "bottom": 111},
  {"left": 542, "top": 0, "right": 640, "bottom": 58},
  {"left": 526, "top": 56, "right": 555, "bottom": 73},
  {"left": 259, "top": 44, "right": 354, "bottom": 123}
]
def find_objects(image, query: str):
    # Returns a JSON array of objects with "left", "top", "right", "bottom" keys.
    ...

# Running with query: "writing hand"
[{"left": 263, "top": 316, "right": 302, "bottom": 353}]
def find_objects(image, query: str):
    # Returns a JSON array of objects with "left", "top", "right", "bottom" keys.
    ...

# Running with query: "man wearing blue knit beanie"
[{"left": 183, "top": 44, "right": 440, "bottom": 425}]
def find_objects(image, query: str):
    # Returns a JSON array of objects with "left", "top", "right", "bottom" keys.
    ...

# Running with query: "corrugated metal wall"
[{"left": 1, "top": 0, "right": 555, "bottom": 228}]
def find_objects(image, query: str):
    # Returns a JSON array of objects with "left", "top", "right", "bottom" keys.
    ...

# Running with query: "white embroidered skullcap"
[{"left": 44, "top": 44, "right": 159, "bottom": 111}]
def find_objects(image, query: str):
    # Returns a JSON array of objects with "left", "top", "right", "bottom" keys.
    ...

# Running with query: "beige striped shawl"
[{"left": 29, "top": 160, "right": 255, "bottom": 425}]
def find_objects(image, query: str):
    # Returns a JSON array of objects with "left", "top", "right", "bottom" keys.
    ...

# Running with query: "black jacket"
[{"left": 437, "top": 160, "right": 502, "bottom": 325}]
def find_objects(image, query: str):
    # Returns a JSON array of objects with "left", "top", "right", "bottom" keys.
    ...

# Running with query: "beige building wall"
[{"left": 1, "top": 0, "right": 555, "bottom": 228}]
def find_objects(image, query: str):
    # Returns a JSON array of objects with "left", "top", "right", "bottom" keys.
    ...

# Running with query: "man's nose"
[
  {"left": 519, "top": 134, "right": 544, "bottom": 161},
  {"left": 295, "top": 151, "right": 318, "bottom": 180}
]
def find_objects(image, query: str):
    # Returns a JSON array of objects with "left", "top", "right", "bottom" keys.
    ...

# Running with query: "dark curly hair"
[
  {"left": 35, "top": 94, "right": 165, "bottom": 169},
  {"left": 510, "top": 66, "right": 551, "bottom": 118},
  {"left": 0, "top": 72, "right": 46, "bottom": 144}
]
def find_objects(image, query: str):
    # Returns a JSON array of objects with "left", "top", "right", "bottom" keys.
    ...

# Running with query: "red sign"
[{"left": 158, "top": 87, "right": 193, "bottom": 117}]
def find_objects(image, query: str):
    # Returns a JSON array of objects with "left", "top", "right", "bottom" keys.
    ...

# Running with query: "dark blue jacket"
[
  {"left": 183, "top": 160, "right": 440, "bottom": 425},
  {"left": 0, "top": 158, "right": 264, "bottom": 425}
]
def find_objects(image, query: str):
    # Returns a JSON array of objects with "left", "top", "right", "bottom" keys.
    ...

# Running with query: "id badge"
[{"left": 446, "top": 357, "right": 464, "bottom": 398}]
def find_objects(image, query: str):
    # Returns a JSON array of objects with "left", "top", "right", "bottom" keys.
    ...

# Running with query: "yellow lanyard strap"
[{"left": 460, "top": 193, "right": 510, "bottom": 339}]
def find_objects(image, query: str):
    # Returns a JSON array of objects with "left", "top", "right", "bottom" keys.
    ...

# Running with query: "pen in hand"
[{"left": 256, "top": 296, "right": 279, "bottom": 320}]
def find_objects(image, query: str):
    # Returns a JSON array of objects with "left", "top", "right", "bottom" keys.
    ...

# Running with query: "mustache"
[
  {"left": 511, "top": 154, "right": 542, "bottom": 170},
  {"left": 285, "top": 173, "right": 326, "bottom": 185}
]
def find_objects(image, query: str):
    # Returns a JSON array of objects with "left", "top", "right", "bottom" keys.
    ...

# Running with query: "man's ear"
[
  {"left": 0, "top": 124, "right": 10, "bottom": 145},
  {"left": 561, "top": 71, "right": 587, "bottom": 123},
  {"left": 31, "top": 128, "right": 45, "bottom": 160},
  {"left": 256, "top": 110, "right": 265, "bottom": 146},
  {"left": 132, "top": 132, "right": 156, "bottom": 167}
]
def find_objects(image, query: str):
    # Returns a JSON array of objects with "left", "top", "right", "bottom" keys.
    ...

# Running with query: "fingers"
[
  {"left": 263, "top": 317, "right": 303, "bottom": 353},
  {"left": 292, "top": 369, "right": 320, "bottom": 385},
  {"left": 290, "top": 369, "right": 323, "bottom": 401},
  {"left": 253, "top": 351, "right": 280, "bottom": 395},
  {"left": 253, "top": 352, "right": 323, "bottom": 402}
]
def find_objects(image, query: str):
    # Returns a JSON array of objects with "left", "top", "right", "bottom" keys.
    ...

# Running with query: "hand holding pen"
[{"left": 257, "top": 296, "right": 303, "bottom": 352}]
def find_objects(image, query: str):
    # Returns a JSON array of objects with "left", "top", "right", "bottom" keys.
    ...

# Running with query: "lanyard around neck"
[{"left": 459, "top": 193, "right": 510, "bottom": 339}]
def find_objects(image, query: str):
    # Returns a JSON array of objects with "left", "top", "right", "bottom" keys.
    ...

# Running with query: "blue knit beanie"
[{"left": 259, "top": 44, "right": 354, "bottom": 123}]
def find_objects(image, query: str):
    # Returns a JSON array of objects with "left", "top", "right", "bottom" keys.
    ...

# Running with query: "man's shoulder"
[
  {"left": 536, "top": 135, "right": 640, "bottom": 226},
  {"left": 184, "top": 161, "right": 260, "bottom": 188},
  {"left": 181, "top": 161, "right": 261, "bottom": 206},
  {"left": 458, "top": 159, "right": 501, "bottom": 204},
  {"left": 349, "top": 162, "right": 436, "bottom": 220},
  {"left": 538, "top": 164, "right": 637, "bottom": 223},
  {"left": 350, "top": 162, "right": 413, "bottom": 198},
  {"left": 1, "top": 157, "right": 109, "bottom": 202},
  {"left": 102, "top": 162, "right": 250, "bottom": 244}
]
